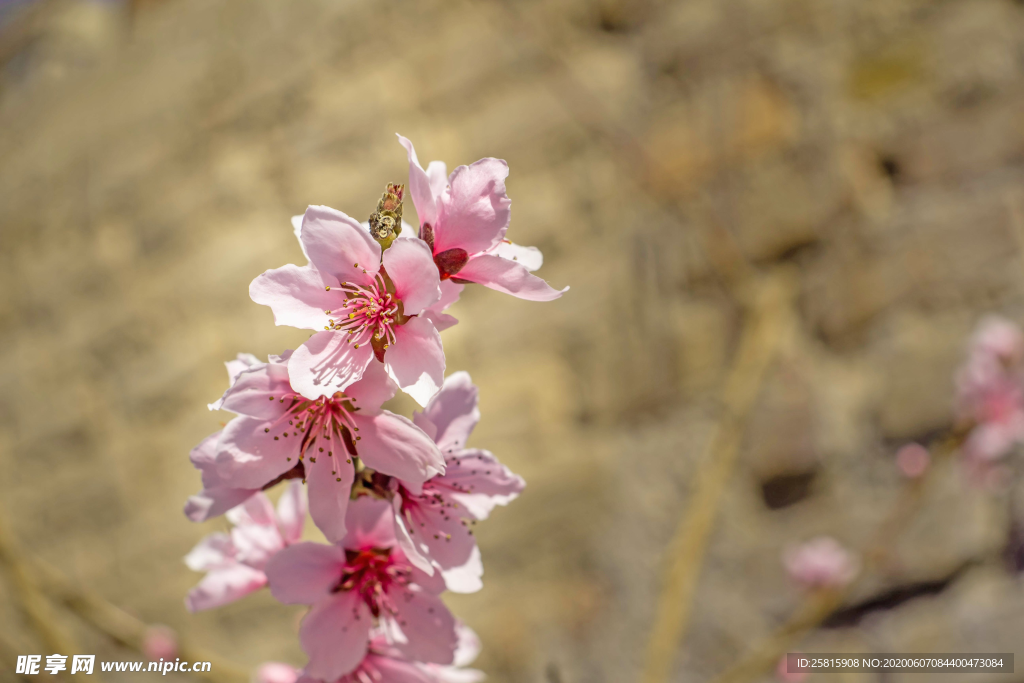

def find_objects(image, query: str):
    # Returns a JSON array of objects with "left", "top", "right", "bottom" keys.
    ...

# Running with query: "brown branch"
[
  {"left": 641, "top": 267, "right": 799, "bottom": 683},
  {"left": 31, "top": 559, "right": 251, "bottom": 683},
  {"left": 0, "top": 517, "right": 79, "bottom": 667}
]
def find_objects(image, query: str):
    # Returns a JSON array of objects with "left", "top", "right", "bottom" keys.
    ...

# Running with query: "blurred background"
[{"left": 2, "top": 0, "right": 1024, "bottom": 681}]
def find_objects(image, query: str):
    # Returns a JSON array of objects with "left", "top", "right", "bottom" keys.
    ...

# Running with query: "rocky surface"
[{"left": 1, "top": 0, "right": 1024, "bottom": 681}]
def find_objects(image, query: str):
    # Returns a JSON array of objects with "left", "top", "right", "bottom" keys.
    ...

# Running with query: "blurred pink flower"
[
  {"left": 895, "top": 443, "right": 930, "bottom": 478},
  {"left": 142, "top": 625, "right": 178, "bottom": 661},
  {"left": 185, "top": 481, "right": 306, "bottom": 612},
  {"left": 956, "top": 316, "right": 1024, "bottom": 462},
  {"left": 189, "top": 352, "right": 444, "bottom": 543},
  {"left": 251, "top": 205, "right": 445, "bottom": 406},
  {"left": 783, "top": 536, "right": 858, "bottom": 590},
  {"left": 293, "top": 624, "right": 483, "bottom": 683},
  {"left": 254, "top": 663, "right": 300, "bottom": 683},
  {"left": 387, "top": 372, "right": 525, "bottom": 592},
  {"left": 775, "top": 654, "right": 808, "bottom": 683},
  {"left": 398, "top": 135, "right": 567, "bottom": 303},
  {"left": 265, "top": 497, "right": 458, "bottom": 681}
]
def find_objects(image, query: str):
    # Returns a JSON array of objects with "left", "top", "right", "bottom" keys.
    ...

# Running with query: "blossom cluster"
[{"left": 183, "top": 136, "right": 565, "bottom": 681}]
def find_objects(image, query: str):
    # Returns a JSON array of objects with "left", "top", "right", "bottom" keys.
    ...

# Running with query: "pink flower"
[
  {"left": 142, "top": 625, "right": 178, "bottom": 661},
  {"left": 184, "top": 481, "right": 306, "bottom": 612},
  {"left": 895, "top": 443, "right": 930, "bottom": 479},
  {"left": 385, "top": 372, "right": 525, "bottom": 592},
  {"left": 956, "top": 316, "right": 1024, "bottom": 462},
  {"left": 251, "top": 205, "right": 446, "bottom": 406},
  {"left": 782, "top": 537, "right": 858, "bottom": 590},
  {"left": 265, "top": 497, "right": 458, "bottom": 681},
  {"left": 255, "top": 663, "right": 301, "bottom": 683},
  {"left": 195, "top": 351, "right": 443, "bottom": 543},
  {"left": 293, "top": 624, "right": 483, "bottom": 683},
  {"left": 398, "top": 135, "right": 567, "bottom": 302}
]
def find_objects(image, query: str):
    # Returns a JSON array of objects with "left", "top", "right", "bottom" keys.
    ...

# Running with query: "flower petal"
[
  {"left": 226, "top": 491, "right": 277, "bottom": 528},
  {"left": 439, "top": 449, "right": 525, "bottom": 520},
  {"left": 215, "top": 416, "right": 298, "bottom": 489},
  {"left": 341, "top": 496, "right": 399, "bottom": 551},
  {"left": 398, "top": 135, "right": 440, "bottom": 229},
  {"left": 353, "top": 411, "right": 445, "bottom": 486},
  {"left": 306, "top": 448, "right": 355, "bottom": 544},
  {"left": 250, "top": 263, "right": 338, "bottom": 331},
  {"left": 344, "top": 360, "right": 398, "bottom": 415},
  {"left": 388, "top": 588, "right": 458, "bottom": 665},
  {"left": 215, "top": 361, "right": 292, "bottom": 419},
  {"left": 184, "top": 532, "right": 234, "bottom": 572},
  {"left": 185, "top": 563, "right": 267, "bottom": 612},
  {"left": 383, "top": 238, "right": 441, "bottom": 316},
  {"left": 434, "top": 159, "right": 511, "bottom": 256},
  {"left": 419, "top": 372, "right": 479, "bottom": 453},
  {"left": 391, "top": 495, "right": 434, "bottom": 575},
  {"left": 456, "top": 254, "right": 567, "bottom": 301},
  {"left": 275, "top": 480, "right": 307, "bottom": 545},
  {"left": 365, "top": 656, "right": 436, "bottom": 683},
  {"left": 288, "top": 330, "right": 375, "bottom": 399},
  {"left": 404, "top": 495, "right": 477, "bottom": 577},
  {"left": 385, "top": 317, "right": 445, "bottom": 407},
  {"left": 264, "top": 542, "right": 347, "bottom": 605},
  {"left": 300, "top": 205, "right": 381, "bottom": 288},
  {"left": 291, "top": 214, "right": 309, "bottom": 260},
  {"left": 184, "top": 487, "right": 259, "bottom": 523},
  {"left": 299, "top": 592, "right": 373, "bottom": 680},
  {"left": 489, "top": 241, "right": 543, "bottom": 271},
  {"left": 440, "top": 545, "right": 483, "bottom": 595},
  {"left": 225, "top": 353, "right": 263, "bottom": 386}
]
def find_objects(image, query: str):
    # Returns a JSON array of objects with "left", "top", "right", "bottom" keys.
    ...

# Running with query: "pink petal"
[
  {"left": 230, "top": 523, "right": 285, "bottom": 570},
  {"left": 398, "top": 135, "right": 440, "bottom": 229},
  {"left": 227, "top": 491, "right": 276, "bottom": 528},
  {"left": 250, "top": 263, "right": 338, "bottom": 331},
  {"left": 392, "top": 496, "right": 434, "bottom": 575},
  {"left": 214, "top": 361, "right": 292, "bottom": 419},
  {"left": 215, "top": 416, "right": 299, "bottom": 489},
  {"left": 367, "top": 656, "right": 436, "bottom": 683},
  {"left": 383, "top": 238, "right": 441, "bottom": 316},
  {"left": 388, "top": 588, "right": 458, "bottom": 665},
  {"left": 452, "top": 624, "right": 482, "bottom": 668},
  {"left": 299, "top": 205, "right": 381, "bottom": 288},
  {"left": 185, "top": 563, "right": 267, "bottom": 612},
  {"left": 287, "top": 330, "right": 375, "bottom": 399},
  {"left": 344, "top": 358, "right": 399, "bottom": 415},
  {"left": 434, "top": 159, "right": 511, "bottom": 256},
  {"left": 419, "top": 372, "right": 479, "bottom": 453},
  {"left": 439, "top": 546, "right": 483, "bottom": 595},
  {"left": 275, "top": 480, "right": 307, "bottom": 545},
  {"left": 184, "top": 532, "right": 234, "bottom": 572},
  {"left": 255, "top": 662, "right": 300, "bottom": 683},
  {"left": 385, "top": 316, "right": 445, "bottom": 407},
  {"left": 456, "top": 254, "right": 566, "bottom": 301},
  {"left": 403, "top": 495, "right": 477, "bottom": 574},
  {"left": 489, "top": 241, "right": 543, "bottom": 271},
  {"left": 306, "top": 449, "right": 355, "bottom": 544},
  {"left": 422, "top": 280, "right": 463, "bottom": 333},
  {"left": 225, "top": 353, "right": 263, "bottom": 386},
  {"left": 184, "top": 487, "right": 259, "bottom": 523},
  {"left": 264, "top": 542, "right": 347, "bottom": 605},
  {"left": 440, "top": 449, "right": 525, "bottom": 520},
  {"left": 352, "top": 411, "right": 445, "bottom": 486},
  {"left": 291, "top": 214, "right": 309, "bottom": 259},
  {"left": 299, "top": 592, "right": 373, "bottom": 680},
  {"left": 341, "top": 496, "right": 399, "bottom": 551}
]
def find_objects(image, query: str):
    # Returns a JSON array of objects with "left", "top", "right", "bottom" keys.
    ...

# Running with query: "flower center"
[
  {"left": 334, "top": 548, "right": 411, "bottom": 618},
  {"left": 324, "top": 273, "right": 399, "bottom": 351},
  {"left": 262, "top": 392, "right": 363, "bottom": 482}
]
